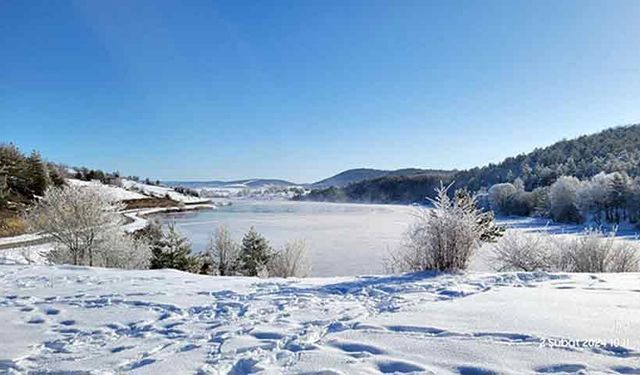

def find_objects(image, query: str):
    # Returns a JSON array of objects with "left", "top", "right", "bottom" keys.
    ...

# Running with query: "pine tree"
[
  {"left": 0, "top": 173, "right": 9, "bottom": 209},
  {"left": 455, "top": 189, "right": 504, "bottom": 242},
  {"left": 238, "top": 227, "right": 272, "bottom": 276},
  {"left": 26, "top": 150, "right": 50, "bottom": 197},
  {"left": 150, "top": 223, "right": 199, "bottom": 272}
]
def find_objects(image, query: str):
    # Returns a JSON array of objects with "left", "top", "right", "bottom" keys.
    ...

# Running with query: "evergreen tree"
[
  {"left": 0, "top": 173, "right": 9, "bottom": 209},
  {"left": 26, "top": 150, "right": 50, "bottom": 197},
  {"left": 149, "top": 223, "right": 200, "bottom": 272},
  {"left": 238, "top": 227, "right": 272, "bottom": 276}
]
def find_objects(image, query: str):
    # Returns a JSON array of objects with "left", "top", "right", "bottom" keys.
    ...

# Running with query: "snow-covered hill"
[
  {"left": 121, "top": 179, "right": 210, "bottom": 204},
  {"left": 67, "top": 179, "right": 148, "bottom": 201},
  {"left": 1, "top": 265, "right": 637, "bottom": 374}
]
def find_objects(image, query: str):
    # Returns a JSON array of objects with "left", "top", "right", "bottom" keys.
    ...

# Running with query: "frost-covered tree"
[
  {"left": 27, "top": 185, "right": 125, "bottom": 266},
  {"left": 488, "top": 183, "right": 517, "bottom": 214},
  {"left": 608, "top": 172, "right": 632, "bottom": 223},
  {"left": 201, "top": 225, "right": 240, "bottom": 276},
  {"left": 268, "top": 240, "right": 311, "bottom": 278},
  {"left": 576, "top": 172, "right": 612, "bottom": 223},
  {"left": 387, "top": 184, "right": 503, "bottom": 273},
  {"left": 548, "top": 176, "right": 583, "bottom": 223},
  {"left": 238, "top": 227, "right": 273, "bottom": 277}
]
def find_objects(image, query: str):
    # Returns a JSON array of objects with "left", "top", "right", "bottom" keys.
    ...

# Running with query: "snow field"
[{"left": 0, "top": 266, "right": 638, "bottom": 374}]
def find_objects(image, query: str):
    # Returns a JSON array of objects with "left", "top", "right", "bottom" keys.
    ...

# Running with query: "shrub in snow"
[
  {"left": 387, "top": 184, "right": 503, "bottom": 273},
  {"left": 238, "top": 227, "right": 273, "bottom": 277},
  {"left": 201, "top": 225, "right": 240, "bottom": 276},
  {"left": 27, "top": 185, "right": 140, "bottom": 267},
  {"left": 562, "top": 229, "right": 640, "bottom": 272},
  {"left": 548, "top": 176, "right": 583, "bottom": 223},
  {"left": 47, "top": 230, "right": 152, "bottom": 270},
  {"left": 268, "top": 240, "right": 311, "bottom": 278},
  {"left": 492, "top": 231, "right": 559, "bottom": 272},
  {"left": 492, "top": 228, "right": 640, "bottom": 273},
  {"left": 149, "top": 223, "right": 201, "bottom": 272}
]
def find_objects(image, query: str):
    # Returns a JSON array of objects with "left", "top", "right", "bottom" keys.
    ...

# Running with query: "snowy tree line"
[
  {"left": 454, "top": 124, "right": 640, "bottom": 192},
  {"left": 0, "top": 143, "right": 65, "bottom": 206},
  {"left": 485, "top": 171, "right": 640, "bottom": 224},
  {"left": 304, "top": 124, "right": 640, "bottom": 206}
]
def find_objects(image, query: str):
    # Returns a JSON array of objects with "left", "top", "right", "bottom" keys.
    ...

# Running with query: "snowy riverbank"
[
  {"left": 0, "top": 265, "right": 638, "bottom": 373},
  {"left": 0, "top": 204, "right": 216, "bottom": 266}
]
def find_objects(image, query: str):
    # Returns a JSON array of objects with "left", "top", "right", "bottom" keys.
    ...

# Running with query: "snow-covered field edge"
[{"left": 0, "top": 265, "right": 638, "bottom": 374}]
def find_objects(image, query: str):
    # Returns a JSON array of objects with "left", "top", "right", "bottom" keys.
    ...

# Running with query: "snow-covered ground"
[
  {"left": 67, "top": 179, "right": 148, "bottom": 201},
  {"left": 0, "top": 265, "right": 638, "bottom": 374},
  {"left": 121, "top": 180, "right": 210, "bottom": 204}
]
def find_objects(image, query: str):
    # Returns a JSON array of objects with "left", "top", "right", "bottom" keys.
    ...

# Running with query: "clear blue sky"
[{"left": 2, "top": 0, "right": 640, "bottom": 183}]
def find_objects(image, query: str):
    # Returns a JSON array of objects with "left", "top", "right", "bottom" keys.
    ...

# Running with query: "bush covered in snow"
[
  {"left": 387, "top": 184, "right": 503, "bottom": 273},
  {"left": 28, "top": 185, "right": 150, "bottom": 269},
  {"left": 492, "top": 231, "right": 560, "bottom": 272},
  {"left": 562, "top": 229, "right": 640, "bottom": 272},
  {"left": 492, "top": 229, "right": 640, "bottom": 273},
  {"left": 268, "top": 240, "right": 311, "bottom": 278}
]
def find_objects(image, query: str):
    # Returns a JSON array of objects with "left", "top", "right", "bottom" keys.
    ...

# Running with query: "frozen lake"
[
  {"left": 159, "top": 200, "right": 414, "bottom": 276},
  {"left": 158, "top": 200, "right": 640, "bottom": 277}
]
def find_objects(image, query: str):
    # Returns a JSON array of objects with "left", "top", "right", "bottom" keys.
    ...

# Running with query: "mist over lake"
[{"left": 158, "top": 200, "right": 414, "bottom": 276}]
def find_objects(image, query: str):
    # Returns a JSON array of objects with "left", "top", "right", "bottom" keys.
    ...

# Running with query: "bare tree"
[
  {"left": 268, "top": 240, "right": 311, "bottom": 278},
  {"left": 26, "top": 185, "right": 148, "bottom": 268},
  {"left": 202, "top": 225, "right": 240, "bottom": 276}
]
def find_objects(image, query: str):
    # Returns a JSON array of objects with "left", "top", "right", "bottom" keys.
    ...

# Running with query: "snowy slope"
[
  {"left": 0, "top": 265, "right": 638, "bottom": 374},
  {"left": 67, "top": 179, "right": 148, "bottom": 201},
  {"left": 121, "top": 179, "right": 210, "bottom": 204}
]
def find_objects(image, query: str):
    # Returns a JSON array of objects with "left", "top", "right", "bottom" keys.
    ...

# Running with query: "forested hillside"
[
  {"left": 311, "top": 168, "right": 429, "bottom": 189},
  {"left": 0, "top": 144, "right": 66, "bottom": 236},
  {"left": 454, "top": 124, "right": 640, "bottom": 191},
  {"left": 303, "top": 124, "right": 640, "bottom": 209},
  {"left": 301, "top": 170, "right": 456, "bottom": 204}
]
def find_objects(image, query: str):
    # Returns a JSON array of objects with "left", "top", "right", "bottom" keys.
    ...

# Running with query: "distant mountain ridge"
[
  {"left": 311, "top": 168, "right": 429, "bottom": 188},
  {"left": 165, "top": 179, "right": 298, "bottom": 189}
]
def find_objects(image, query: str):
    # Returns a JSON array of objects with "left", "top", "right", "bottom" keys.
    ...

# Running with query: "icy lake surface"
[{"left": 159, "top": 200, "right": 414, "bottom": 276}]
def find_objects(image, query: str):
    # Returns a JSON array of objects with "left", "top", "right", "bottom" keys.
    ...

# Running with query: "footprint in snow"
[
  {"left": 535, "top": 363, "right": 587, "bottom": 373},
  {"left": 377, "top": 360, "right": 427, "bottom": 374},
  {"left": 252, "top": 331, "right": 285, "bottom": 340},
  {"left": 611, "top": 366, "right": 640, "bottom": 374},
  {"left": 456, "top": 366, "right": 498, "bottom": 375},
  {"left": 330, "top": 341, "right": 385, "bottom": 355},
  {"left": 44, "top": 307, "right": 60, "bottom": 315}
]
